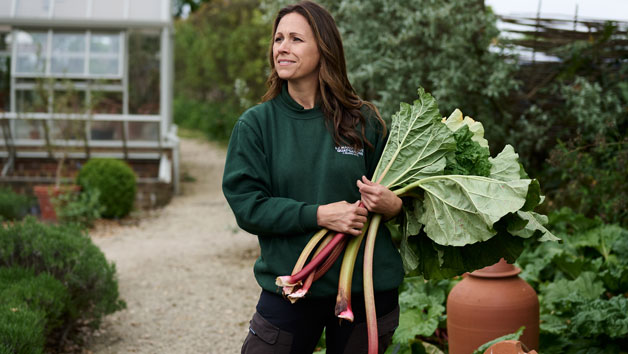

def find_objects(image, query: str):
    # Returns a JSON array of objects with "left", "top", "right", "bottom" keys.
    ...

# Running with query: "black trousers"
[{"left": 241, "top": 289, "right": 399, "bottom": 354}]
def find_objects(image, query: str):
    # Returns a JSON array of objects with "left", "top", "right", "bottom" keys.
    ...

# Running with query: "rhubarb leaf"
[
  {"left": 488, "top": 145, "right": 521, "bottom": 182},
  {"left": 513, "top": 211, "right": 560, "bottom": 242},
  {"left": 373, "top": 88, "right": 455, "bottom": 189},
  {"left": 393, "top": 276, "right": 447, "bottom": 343},
  {"left": 416, "top": 175, "right": 530, "bottom": 246},
  {"left": 398, "top": 198, "right": 424, "bottom": 272}
]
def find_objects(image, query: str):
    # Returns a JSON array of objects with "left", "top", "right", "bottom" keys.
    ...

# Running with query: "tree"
[
  {"left": 173, "top": 0, "right": 213, "bottom": 18},
  {"left": 174, "top": 0, "right": 270, "bottom": 140}
]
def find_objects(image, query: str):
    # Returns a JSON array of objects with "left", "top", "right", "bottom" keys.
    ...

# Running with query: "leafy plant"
[
  {"left": 516, "top": 208, "right": 628, "bottom": 353},
  {"left": 386, "top": 276, "right": 453, "bottom": 353},
  {"left": 52, "top": 185, "right": 104, "bottom": 228},
  {"left": 76, "top": 158, "right": 137, "bottom": 218},
  {"left": 0, "top": 188, "right": 32, "bottom": 220}
]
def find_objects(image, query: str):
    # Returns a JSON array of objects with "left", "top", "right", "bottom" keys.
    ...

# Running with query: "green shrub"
[
  {"left": 0, "top": 188, "right": 32, "bottom": 220},
  {"left": 0, "top": 302, "right": 45, "bottom": 354},
  {"left": 0, "top": 266, "right": 70, "bottom": 335},
  {"left": 76, "top": 158, "right": 137, "bottom": 218},
  {"left": 53, "top": 185, "right": 105, "bottom": 228},
  {"left": 173, "top": 96, "right": 240, "bottom": 143},
  {"left": 0, "top": 218, "right": 126, "bottom": 335}
]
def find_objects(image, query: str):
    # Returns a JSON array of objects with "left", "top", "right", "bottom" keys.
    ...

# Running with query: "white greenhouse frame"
[{"left": 0, "top": 0, "right": 179, "bottom": 193}]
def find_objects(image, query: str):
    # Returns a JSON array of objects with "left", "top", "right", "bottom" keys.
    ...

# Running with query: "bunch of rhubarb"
[{"left": 276, "top": 88, "right": 559, "bottom": 354}]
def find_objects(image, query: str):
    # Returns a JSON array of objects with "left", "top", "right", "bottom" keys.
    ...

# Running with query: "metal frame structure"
[{"left": 0, "top": 0, "right": 179, "bottom": 193}]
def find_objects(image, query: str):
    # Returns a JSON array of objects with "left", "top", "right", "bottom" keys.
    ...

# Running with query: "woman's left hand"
[{"left": 357, "top": 176, "right": 402, "bottom": 220}]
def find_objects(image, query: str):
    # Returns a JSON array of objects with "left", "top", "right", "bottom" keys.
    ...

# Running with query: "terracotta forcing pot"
[{"left": 446, "top": 259, "right": 539, "bottom": 354}]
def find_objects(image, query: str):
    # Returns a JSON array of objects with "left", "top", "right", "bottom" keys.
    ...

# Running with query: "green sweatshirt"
[{"left": 222, "top": 85, "right": 404, "bottom": 298}]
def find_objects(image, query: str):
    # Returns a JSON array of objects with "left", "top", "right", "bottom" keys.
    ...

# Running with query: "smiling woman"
[
  {"left": 272, "top": 12, "right": 321, "bottom": 107},
  {"left": 222, "top": 1, "right": 405, "bottom": 354}
]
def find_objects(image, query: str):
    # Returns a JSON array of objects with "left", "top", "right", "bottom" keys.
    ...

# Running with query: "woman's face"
[{"left": 273, "top": 12, "right": 321, "bottom": 86}]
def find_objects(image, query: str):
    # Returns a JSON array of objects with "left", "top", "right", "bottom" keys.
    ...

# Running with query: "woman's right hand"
[{"left": 316, "top": 201, "right": 368, "bottom": 236}]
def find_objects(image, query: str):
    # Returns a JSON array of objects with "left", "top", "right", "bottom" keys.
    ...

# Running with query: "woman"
[{"left": 222, "top": 2, "right": 405, "bottom": 353}]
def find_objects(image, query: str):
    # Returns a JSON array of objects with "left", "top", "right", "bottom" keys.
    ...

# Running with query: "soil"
[{"left": 86, "top": 137, "right": 261, "bottom": 354}]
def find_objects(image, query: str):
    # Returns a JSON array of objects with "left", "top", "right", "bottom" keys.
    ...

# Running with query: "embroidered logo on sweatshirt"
[{"left": 335, "top": 146, "right": 364, "bottom": 156}]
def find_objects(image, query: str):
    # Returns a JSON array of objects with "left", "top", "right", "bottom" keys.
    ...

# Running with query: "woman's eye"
[
  {"left": 293, "top": 37, "right": 303, "bottom": 42},
  {"left": 274, "top": 37, "right": 283, "bottom": 42}
]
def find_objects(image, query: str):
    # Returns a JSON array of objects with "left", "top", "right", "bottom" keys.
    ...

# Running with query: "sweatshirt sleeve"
[{"left": 222, "top": 119, "right": 320, "bottom": 236}]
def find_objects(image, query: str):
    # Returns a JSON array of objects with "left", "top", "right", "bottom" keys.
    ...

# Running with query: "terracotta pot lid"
[{"left": 470, "top": 258, "right": 521, "bottom": 278}]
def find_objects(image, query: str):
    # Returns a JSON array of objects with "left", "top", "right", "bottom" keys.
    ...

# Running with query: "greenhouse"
[{"left": 0, "top": 0, "right": 178, "bottom": 208}]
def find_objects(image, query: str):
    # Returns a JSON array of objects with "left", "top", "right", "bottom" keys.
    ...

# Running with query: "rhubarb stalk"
[
  {"left": 313, "top": 237, "right": 348, "bottom": 282},
  {"left": 363, "top": 214, "right": 382, "bottom": 354},
  {"left": 334, "top": 218, "right": 371, "bottom": 322},
  {"left": 276, "top": 229, "right": 328, "bottom": 294},
  {"left": 276, "top": 232, "right": 348, "bottom": 287},
  {"left": 287, "top": 233, "right": 334, "bottom": 302}
]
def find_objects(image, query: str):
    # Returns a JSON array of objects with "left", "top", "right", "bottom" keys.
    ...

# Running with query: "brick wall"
[{"left": 0, "top": 156, "right": 175, "bottom": 212}]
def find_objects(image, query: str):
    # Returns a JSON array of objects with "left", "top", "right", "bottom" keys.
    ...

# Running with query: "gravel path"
[{"left": 87, "top": 137, "right": 260, "bottom": 354}]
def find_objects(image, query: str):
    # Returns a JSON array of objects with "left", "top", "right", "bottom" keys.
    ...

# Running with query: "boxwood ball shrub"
[{"left": 77, "top": 158, "right": 137, "bottom": 218}]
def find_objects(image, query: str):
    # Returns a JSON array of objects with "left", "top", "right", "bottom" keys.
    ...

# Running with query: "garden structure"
[{"left": 0, "top": 0, "right": 178, "bottom": 210}]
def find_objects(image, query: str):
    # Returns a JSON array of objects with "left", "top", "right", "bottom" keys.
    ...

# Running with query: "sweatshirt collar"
[{"left": 276, "top": 83, "right": 322, "bottom": 119}]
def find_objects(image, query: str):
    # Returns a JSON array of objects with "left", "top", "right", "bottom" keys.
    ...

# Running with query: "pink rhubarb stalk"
[
  {"left": 276, "top": 231, "right": 349, "bottom": 288},
  {"left": 278, "top": 228, "right": 329, "bottom": 294},
  {"left": 363, "top": 214, "right": 382, "bottom": 354},
  {"left": 334, "top": 218, "right": 371, "bottom": 322},
  {"left": 287, "top": 233, "right": 334, "bottom": 302},
  {"left": 290, "top": 235, "right": 350, "bottom": 302},
  {"left": 313, "top": 236, "right": 348, "bottom": 282}
]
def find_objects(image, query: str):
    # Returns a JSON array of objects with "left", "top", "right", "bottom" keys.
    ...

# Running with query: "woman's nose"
[{"left": 277, "top": 41, "right": 290, "bottom": 53}]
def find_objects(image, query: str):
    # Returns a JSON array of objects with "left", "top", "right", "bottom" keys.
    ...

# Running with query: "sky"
[{"left": 484, "top": 0, "right": 628, "bottom": 22}]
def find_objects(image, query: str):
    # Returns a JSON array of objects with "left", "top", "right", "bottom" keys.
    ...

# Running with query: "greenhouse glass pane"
[
  {"left": 89, "top": 34, "right": 120, "bottom": 75},
  {"left": 53, "top": 0, "right": 87, "bottom": 18},
  {"left": 52, "top": 33, "right": 85, "bottom": 52},
  {"left": 91, "top": 121, "right": 123, "bottom": 140},
  {"left": 90, "top": 34, "right": 120, "bottom": 54},
  {"left": 89, "top": 58, "right": 118, "bottom": 75},
  {"left": 51, "top": 33, "right": 85, "bottom": 74},
  {"left": 15, "top": 31, "right": 48, "bottom": 74},
  {"left": 16, "top": 0, "right": 51, "bottom": 18},
  {"left": 15, "top": 120, "right": 45, "bottom": 140},
  {"left": 51, "top": 57, "right": 84, "bottom": 74},
  {"left": 129, "top": 0, "right": 162, "bottom": 20},
  {"left": 128, "top": 121, "right": 159, "bottom": 141},
  {"left": 129, "top": 30, "right": 160, "bottom": 114},
  {"left": 91, "top": 0, "right": 124, "bottom": 19}
]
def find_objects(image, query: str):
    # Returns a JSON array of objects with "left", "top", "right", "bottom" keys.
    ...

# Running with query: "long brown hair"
[{"left": 261, "top": 1, "right": 385, "bottom": 150}]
